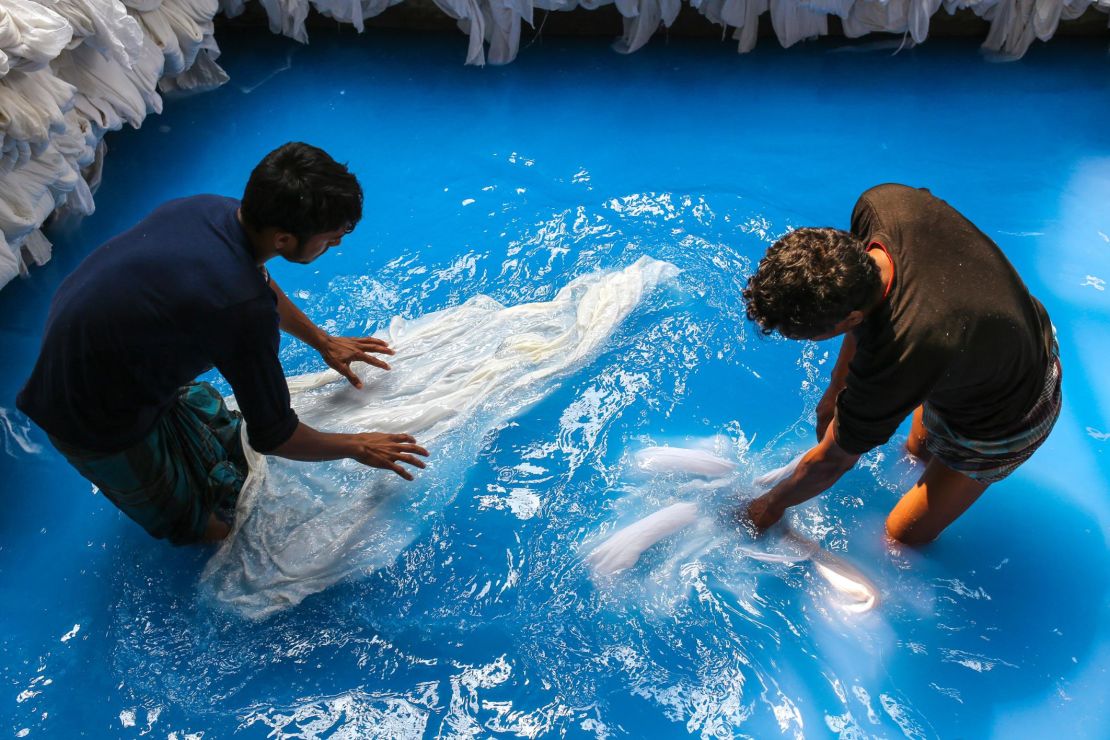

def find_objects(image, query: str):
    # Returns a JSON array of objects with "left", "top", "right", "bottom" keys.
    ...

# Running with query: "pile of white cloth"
[
  {"left": 0, "top": 0, "right": 228, "bottom": 289},
  {"left": 238, "top": 0, "right": 1109, "bottom": 66},
  {"left": 202, "top": 256, "right": 679, "bottom": 619},
  {"left": 3, "top": 0, "right": 1106, "bottom": 287}
]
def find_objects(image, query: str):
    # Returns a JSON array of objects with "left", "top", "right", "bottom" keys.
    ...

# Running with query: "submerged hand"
[
  {"left": 320, "top": 335, "right": 395, "bottom": 388},
  {"left": 746, "top": 493, "right": 786, "bottom": 531},
  {"left": 347, "top": 432, "right": 429, "bottom": 481}
]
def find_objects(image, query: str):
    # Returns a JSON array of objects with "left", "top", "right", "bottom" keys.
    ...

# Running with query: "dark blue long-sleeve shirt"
[{"left": 17, "top": 195, "right": 299, "bottom": 454}]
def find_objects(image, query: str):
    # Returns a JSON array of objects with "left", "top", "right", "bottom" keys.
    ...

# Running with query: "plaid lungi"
[
  {"left": 923, "top": 344, "right": 1062, "bottom": 484},
  {"left": 50, "top": 382, "right": 247, "bottom": 545}
]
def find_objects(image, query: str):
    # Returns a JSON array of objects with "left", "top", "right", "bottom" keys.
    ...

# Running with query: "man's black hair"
[
  {"left": 742, "top": 227, "right": 881, "bottom": 339},
  {"left": 240, "top": 142, "right": 363, "bottom": 244}
]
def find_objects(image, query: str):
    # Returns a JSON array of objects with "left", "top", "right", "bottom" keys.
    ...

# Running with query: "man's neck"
[{"left": 237, "top": 208, "right": 275, "bottom": 265}]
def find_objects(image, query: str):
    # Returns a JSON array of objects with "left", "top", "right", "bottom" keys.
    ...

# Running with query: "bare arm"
[
  {"left": 747, "top": 417, "right": 860, "bottom": 529},
  {"left": 272, "top": 422, "right": 429, "bottom": 481},
  {"left": 816, "top": 332, "right": 858, "bottom": 440},
  {"left": 269, "top": 278, "right": 394, "bottom": 388},
  {"left": 270, "top": 277, "right": 327, "bottom": 350}
]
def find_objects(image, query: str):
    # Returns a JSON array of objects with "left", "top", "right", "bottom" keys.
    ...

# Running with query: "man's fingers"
[
  {"left": 386, "top": 462, "right": 414, "bottom": 481},
  {"left": 391, "top": 443, "right": 429, "bottom": 457},
  {"left": 388, "top": 433, "right": 417, "bottom": 444},
  {"left": 355, "top": 352, "right": 391, "bottom": 371},
  {"left": 356, "top": 337, "right": 394, "bottom": 354},
  {"left": 395, "top": 453, "right": 426, "bottom": 469},
  {"left": 339, "top": 365, "right": 363, "bottom": 389}
]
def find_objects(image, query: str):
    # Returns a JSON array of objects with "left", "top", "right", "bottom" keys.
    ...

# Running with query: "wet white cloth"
[
  {"left": 592, "top": 444, "right": 880, "bottom": 613},
  {"left": 431, "top": 0, "right": 488, "bottom": 65},
  {"left": 614, "top": 0, "right": 683, "bottom": 55},
  {"left": 769, "top": 0, "right": 829, "bottom": 47},
  {"left": 202, "top": 257, "right": 679, "bottom": 618},
  {"left": 588, "top": 502, "right": 700, "bottom": 575},
  {"left": 312, "top": 0, "right": 407, "bottom": 33},
  {"left": 257, "top": 0, "right": 312, "bottom": 43},
  {"left": 736, "top": 525, "right": 880, "bottom": 612},
  {"left": 634, "top": 446, "right": 737, "bottom": 479}
]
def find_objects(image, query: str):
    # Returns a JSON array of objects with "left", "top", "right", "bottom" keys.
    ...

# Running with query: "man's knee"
[
  {"left": 885, "top": 512, "right": 939, "bottom": 546},
  {"left": 905, "top": 433, "right": 932, "bottom": 463}
]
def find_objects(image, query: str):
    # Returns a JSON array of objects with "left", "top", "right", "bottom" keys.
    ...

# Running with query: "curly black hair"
[
  {"left": 240, "top": 142, "right": 363, "bottom": 245},
  {"left": 742, "top": 227, "right": 880, "bottom": 339}
]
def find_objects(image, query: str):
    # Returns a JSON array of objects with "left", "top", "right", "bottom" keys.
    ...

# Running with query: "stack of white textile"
[
  {"left": 241, "top": 0, "right": 1108, "bottom": 66},
  {"left": 2, "top": 0, "right": 1106, "bottom": 288},
  {"left": 0, "top": 0, "right": 227, "bottom": 288}
]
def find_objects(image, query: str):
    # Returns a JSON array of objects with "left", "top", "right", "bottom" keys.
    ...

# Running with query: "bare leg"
[
  {"left": 886, "top": 458, "right": 988, "bottom": 545},
  {"left": 905, "top": 405, "right": 933, "bottom": 464},
  {"left": 201, "top": 513, "right": 230, "bottom": 542}
]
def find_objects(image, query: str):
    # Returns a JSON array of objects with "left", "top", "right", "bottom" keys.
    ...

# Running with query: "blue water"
[{"left": 2, "top": 29, "right": 1109, "bottom": 738}]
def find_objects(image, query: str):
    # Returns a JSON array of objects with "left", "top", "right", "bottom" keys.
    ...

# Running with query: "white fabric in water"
[
  {"left": 634, "top": 446, "right": 737, "bottom": 479},
  {"left": 596, "top": 447, "right": 880, "bottom": 613},
  {"left": 202, "top": 257, "right": 679, "bottom": 618},
  {"left": 740, "top": 526, "right": 879, "bottom": 612},
  {"left": 588, "top": 502, "right": 701, "bottom": 576}
]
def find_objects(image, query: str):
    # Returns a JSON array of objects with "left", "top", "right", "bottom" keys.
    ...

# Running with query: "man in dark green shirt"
[{"left": 742, "top": 184, "right": 1061, "bottom": 544}]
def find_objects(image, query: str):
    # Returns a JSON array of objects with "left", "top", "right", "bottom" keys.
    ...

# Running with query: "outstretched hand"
[
  {"left": 348, "top": 432, "right": 429, "bottom": 481},
  {"left": 320, "top": 335, "right": 394, "bottom": 389}
]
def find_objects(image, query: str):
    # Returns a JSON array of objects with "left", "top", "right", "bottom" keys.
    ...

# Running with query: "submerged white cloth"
[
  {"left": 202, "top": 257, "right": 679, "bottom": 618},
  {"left": 591, "top": 444, "right": 880, "bottom": 613},
  {"left": 634, "top": 446, "right": 737, "bottom": 479},
  {"left": 589, "top": 502, "right": 700, "bottom": 575}
]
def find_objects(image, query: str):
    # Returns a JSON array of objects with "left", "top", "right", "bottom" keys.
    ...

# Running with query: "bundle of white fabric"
[
  {"left": 587, "top": 445, "right": 880, "bottom": 614},
  {"left": 202, "top": 256, "right": 679, "bottom": 619},
  {"left": 0, "top": 0, "right": 228, "bottom": 288},
  {"left": 237, "top": 0, "right": 1108, "bottom": 67}
]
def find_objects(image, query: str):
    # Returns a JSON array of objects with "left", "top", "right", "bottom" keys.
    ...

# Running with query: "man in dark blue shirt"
[{"left": 17, "top": 142, "right": 428, "bottom": 545}]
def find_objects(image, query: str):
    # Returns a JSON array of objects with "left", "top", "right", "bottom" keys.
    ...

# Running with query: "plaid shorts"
[
  {"left": 50, "top": 382, "right": 247, "bottom": 545},
  {"left": 923, "top": 345, "right": 1062, "bottom": 484}
]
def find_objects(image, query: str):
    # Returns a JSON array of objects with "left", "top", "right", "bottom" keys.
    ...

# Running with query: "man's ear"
[
  {"left": 844, "top": 310, "right": 865, "bottom": 330},
  {"left": 273, "top": 232, "right": 298, "bottom": 256}
]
